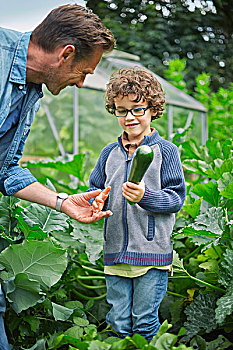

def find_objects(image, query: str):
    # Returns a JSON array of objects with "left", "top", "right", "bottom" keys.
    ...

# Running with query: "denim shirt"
[
  {"left": 0, "top": 27, "right": 43, "bottom": 312},
  {"left": 0, "top": 27, "right": 43, "bottom": 196}
]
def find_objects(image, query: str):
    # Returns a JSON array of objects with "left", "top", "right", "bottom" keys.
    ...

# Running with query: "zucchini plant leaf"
[
  {"left": 215, "top": 284, "right": 233, "bottom": 324},
  {"left": 180, "top": 139, "right": 203, "bottom": 160},
  {"left": 181, "top": 208, "right": 225, "bottom": 247},
  {"left": 172, "top": 251, "right": 184, "bottom": 270},
  {"left": 182, "top": 159, "right": 216, "bottom": 179},
  {"left": 206, "top": 138, "right": 223, "bottom": 160},
  {"left": 14, "top": 210, "right": 47, "bottom": 240},
  {"left": 52, "top": 302, "right": 74, "bottom": 321},
  {"left": 22, "top": 203, "right": 69, "bottom": 233},
  {"left": 3, "top": 272, "right": 42, "bottom": 314},
  {"left": 0, "top": 240, "right": 67, "bottom": 289},
  {"left": 217, "top": 171, "right": 233, "bottom": 195},
  {"left": 218, "top": 249, "right": 233, "bottom": 288},
  {"left": 214, "top": 159, "right": 233, "bottom": 180},
  {"left": 183, "top": 294, "right": 217, "bottom": 340},
  {"left": 71, "top": 220, "right": 104, "bottom": 264},
  {"left": 64, "top": 326, "right": 84, "bottom": 339},
  {"left": 24, "top": 153, "right": 86, "bottom": 181},
  {"left": 219, "top": 182, "right": 233, "bottom": 200},
  {"left": 0, "top": 196, "right": 19, "bottom": 233},
  {"left": 192, "top": 181, "right": 220, "bottom": 207},
  {"left": 182, "top": 198, "right": 202, "bottom": 218}
]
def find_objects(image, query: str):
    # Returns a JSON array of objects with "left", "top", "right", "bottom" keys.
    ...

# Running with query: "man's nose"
[{"left": 77, "top": 76, "right": 86, "bottom": 88}]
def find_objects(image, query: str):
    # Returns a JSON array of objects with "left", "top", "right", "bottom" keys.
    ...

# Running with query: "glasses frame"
[{"left": 112, "top": 106, "right": 155, "bottom": 118}]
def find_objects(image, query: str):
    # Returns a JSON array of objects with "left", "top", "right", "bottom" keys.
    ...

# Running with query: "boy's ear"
[
  {"left": 59, "top": 45, "right": 76, "bottom": 64},
  {"left": 151, "top": 108, "right": 157, "bottom": 117}
]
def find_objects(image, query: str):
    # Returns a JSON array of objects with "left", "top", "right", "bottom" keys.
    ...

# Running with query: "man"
[{"left": 0, "top": 4, "right": 115, "bottom": 348}]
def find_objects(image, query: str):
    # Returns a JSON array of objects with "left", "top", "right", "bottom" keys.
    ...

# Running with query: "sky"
[{"left": 0, "top": 0, "right": 86, "bottom": 32}]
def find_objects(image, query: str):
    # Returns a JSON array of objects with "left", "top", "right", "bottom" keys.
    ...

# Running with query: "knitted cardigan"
[{"left": 89, "top": 130, "right": 186, "bottom": 266}]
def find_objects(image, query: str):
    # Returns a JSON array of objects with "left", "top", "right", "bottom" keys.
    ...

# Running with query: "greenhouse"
[{"left": 28, "top": 50, "right": 207, "bottom": 159}]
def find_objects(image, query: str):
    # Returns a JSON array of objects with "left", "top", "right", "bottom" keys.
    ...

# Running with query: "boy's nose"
[{"left": 125, "top": 110, "right": 135, "bottom": 120}]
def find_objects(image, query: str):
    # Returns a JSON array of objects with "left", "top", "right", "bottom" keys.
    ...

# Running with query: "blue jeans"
[
  {"left": 0, "top": 313, "right": 10, "bottom": 350},
  {"left": 105, "top": 268, "right": 168, "bottom": 341}
]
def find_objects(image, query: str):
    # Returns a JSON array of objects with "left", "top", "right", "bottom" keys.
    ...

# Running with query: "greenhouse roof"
[{"left": 84, "top": 50, "right": 207, "bottom": 113}]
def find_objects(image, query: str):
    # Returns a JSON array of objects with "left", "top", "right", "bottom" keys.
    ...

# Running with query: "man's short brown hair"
[
  {"left": 105, "top": 68, "right": 165, "bottom": 120},
  {"left": 31, "top": 4, "right": 115, "bottom": 60}
]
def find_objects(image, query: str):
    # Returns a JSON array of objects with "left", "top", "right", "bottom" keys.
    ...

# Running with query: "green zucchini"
[{"left": 127, "top": 145, "right": 154, "bottom": 205}]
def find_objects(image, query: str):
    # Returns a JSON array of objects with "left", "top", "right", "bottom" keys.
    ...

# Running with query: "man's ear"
[{"left": 59, "top": 45, "right": 75, "bottom": 64}]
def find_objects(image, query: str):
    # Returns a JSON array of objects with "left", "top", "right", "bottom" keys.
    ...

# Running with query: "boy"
[{"left": 89, "top": 68, "right": 186, "bottom": 341}]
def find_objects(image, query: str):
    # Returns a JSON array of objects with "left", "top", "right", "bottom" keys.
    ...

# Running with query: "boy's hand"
[
  {"left": 122, "top": 180, "right": 145, "bottom": 203},
  {"left": 92, "top": 186, "right": 111, "bottom": 213}
]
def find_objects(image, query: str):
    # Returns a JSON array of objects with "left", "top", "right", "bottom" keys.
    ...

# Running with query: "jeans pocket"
[{"left": 147, "top": 215, "right": 155, "bottom": 241}]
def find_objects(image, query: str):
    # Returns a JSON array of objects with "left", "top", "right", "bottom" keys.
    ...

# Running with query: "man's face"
[{"left": 45, "top": 47, "right": 103, "bottom": 95}]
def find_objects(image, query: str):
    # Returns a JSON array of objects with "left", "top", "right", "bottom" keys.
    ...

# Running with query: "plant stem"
[
  {"left": 77, "top": 275, "right": 105, "bottom": 280},
  {"left": 73, "top": 289, "right": 107, "bottom": 300},
  {"left": 81, "top": 265, "right": 105, "bottom": 275},
  {"left": 183, "top": 245, "right": 204, "bottom": 261},
  {"left": 77, "top": 279, "right": 106, "bottom": 290},
  {"left": 166, "top": 290, "right": 187, "bottom": 298},
  {"left": 184, "top": 271, "right": 225, "bottom": 293}
]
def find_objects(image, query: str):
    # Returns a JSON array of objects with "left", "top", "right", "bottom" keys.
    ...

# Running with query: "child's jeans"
[
  {"left": 105, "top": 268, "right": 168, "bottom": 341},
  {"left": 0, "top": 313, "right": 10, "bottom": 350}
]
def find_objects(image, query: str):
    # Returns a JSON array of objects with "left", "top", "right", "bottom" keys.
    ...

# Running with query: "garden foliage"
[{"left": 0, "top": 61, "right": 233, "bottom": 348}]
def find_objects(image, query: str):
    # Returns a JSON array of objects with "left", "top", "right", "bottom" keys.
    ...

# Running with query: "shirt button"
[
  {"left": 19, "top": 85, "right": 23, "bottom": 90},
  {"left": 9, "top": 102, "right": 11, "bottom": 107}
]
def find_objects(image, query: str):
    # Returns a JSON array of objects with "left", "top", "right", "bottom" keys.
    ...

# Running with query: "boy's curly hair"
[{"left": 105, "top": 67, "right": 165, "bottom": 120}]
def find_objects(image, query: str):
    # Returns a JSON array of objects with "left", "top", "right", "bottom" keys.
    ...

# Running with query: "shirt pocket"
[
  {"left": 147, "top": 214, "right": 156, "bottom": 241},
  {"left": 104, "top": 217, "right": 109, "bottom": 241}
]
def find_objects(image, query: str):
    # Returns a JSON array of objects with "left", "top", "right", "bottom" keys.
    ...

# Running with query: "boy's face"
[{"left": 114, "top": 94, "right": 154, "bottom": 141}]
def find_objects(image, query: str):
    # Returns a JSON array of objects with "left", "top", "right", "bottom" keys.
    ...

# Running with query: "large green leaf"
[
  {"left": 218, "top": 249, "right": 233, "bottom": 288},
  {"left": 0, "top": 196, "right": 19, "bottom": 233},
  {"left": 3, "top": 273, "right": 41, "bottom": 313},
  {"left": 179, "top": 208, "right": 225, "bottom": 246},
  {"left": 0, "top": 240, "right": 67, "bottom": 289},
  {"left": 71, "top": 220, "right": 104, "bottom": 264},
  {"left": 180, "top": 139, "right": 203, "bottom": 160},
  {"left": 52, "top": 302, "right": 74, "bottom": 321},
  {"left": 215, "top": 285, "right": 233, "bottom": 324},
  {"left": 172, "top": 251, "right": 184, "bottom": 270},
  {"left": 192, "top": 181, "right": 220, "bottom": 207},
  {"left": 22, "top": 203, "right": 69, "bottom": 233},
  {"left": 214, "top": 159, "right": 233, "bottom": 180},
  {"left": 192, "top": 207, "right": 224, "bottom": 235},
  {"left": 182, "top": 160, "right": 215, "bottom": 179},
  {"left": 14, "top": 209, "right": 47, "bottom": 240},
  {"left": 182, "top": 198, "right": 202, "bottom": 218},
  {"left": 184, "top": 294, "right": 217, "bottom": 340},
  {"left": 206, "top": 138, "right": 224, "bottom": 160},
  {"left": 24, "top": 154, "right": 86, "bottom": 180},
  {"left": 217, "top": 172, "right": 233, "bottom": 198},
  {"left": 219, "top": 182, "right": 233, "bottom": 199}
]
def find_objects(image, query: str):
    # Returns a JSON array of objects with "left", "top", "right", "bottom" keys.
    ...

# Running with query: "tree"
[{"left": 85, "top": 0, "right": 233, "bottom": 92}]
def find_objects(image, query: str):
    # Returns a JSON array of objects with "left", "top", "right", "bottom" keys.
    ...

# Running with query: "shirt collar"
[
  {"left": 9, "top": 31, "right": 32, "bottom": 86},
  {"left": 121, "top": 128, "right": 155, "bottom": 151},
  {"left": 121, "top": 128, "right": 156, "bottom": 156}
]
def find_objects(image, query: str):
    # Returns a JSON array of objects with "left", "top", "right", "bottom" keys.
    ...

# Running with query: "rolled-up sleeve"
[{"left": 3, "top": 166, "right": 37, "bottom": 195}]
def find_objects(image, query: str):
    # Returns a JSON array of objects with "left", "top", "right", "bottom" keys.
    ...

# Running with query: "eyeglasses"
[{"left": 112, "top": 106, "right": 154, "bottom": 118}]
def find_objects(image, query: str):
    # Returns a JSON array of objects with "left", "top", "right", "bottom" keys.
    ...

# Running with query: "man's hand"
[
  {"left": 122, "top": 180, "right": 145, "bottom": 203},
  {"left": 14, "top": 182, "right": 112, "bottom": 223},
  {"left": 61, "top": 189, "right": 112, "bottom": 223},
  {"left": 92, "top": 186, "right": 111, "bottom": 213}
]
